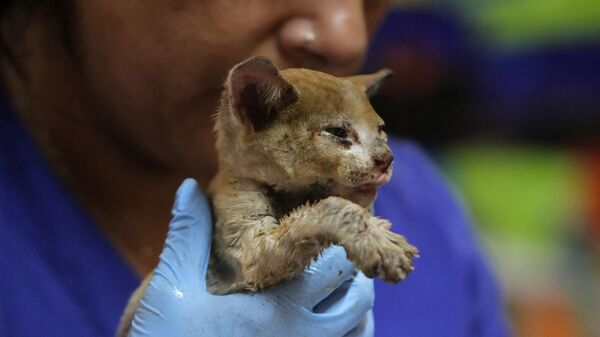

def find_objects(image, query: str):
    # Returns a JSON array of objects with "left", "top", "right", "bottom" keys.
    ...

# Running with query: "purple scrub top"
[{"left": 0, "top": 95, "right": 511, "bottom": 337}]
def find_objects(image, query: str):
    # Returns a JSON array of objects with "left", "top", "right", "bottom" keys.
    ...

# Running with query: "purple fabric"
[
  {"left": 0, "top": 97, "right": 138, "bottom": 337},
  {"left": 373, "top": 139, "right": 511, "bottom": 337},
  {"left": 0, "top": 100, "right": 511, "bottom": 336}
]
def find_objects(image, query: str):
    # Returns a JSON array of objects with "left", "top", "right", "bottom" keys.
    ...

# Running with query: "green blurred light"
[
  {"left": 444, "top": 145, "right": 580, "bottom": 246},
  {"left": 454, "top": 0, "right": 600, "bottom": 50}
]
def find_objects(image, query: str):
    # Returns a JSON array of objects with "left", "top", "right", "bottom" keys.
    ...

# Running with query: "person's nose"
[{"left": 277, "top": 0, "right": 368, "bottom": 75}]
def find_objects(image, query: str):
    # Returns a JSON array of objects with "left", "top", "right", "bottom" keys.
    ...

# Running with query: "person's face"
[{"left": 70, "top": 0, "right": 390, "bottom": 173}]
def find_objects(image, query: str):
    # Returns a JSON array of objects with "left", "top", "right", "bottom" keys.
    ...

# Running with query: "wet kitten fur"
[
  {"left": 207, "top": 57, "right": 417, "bottom": 293},
  {"left": 117, "top": 57, "right": 417, "bottom": 336}
]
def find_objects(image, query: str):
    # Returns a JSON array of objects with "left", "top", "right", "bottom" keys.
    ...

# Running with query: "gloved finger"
[
  {"left": 309, "top": 271, "right": 374, "bottom": 335},
  {"left": 272, "top": 245, "right": 355, "bottom": 310},
  {"left": 342, "top": 310, "right": 374, "bottom": 337},
  {"left": 153, "top": 178, "right": 213, "bottom": 291},
  {"left": 326, "top": 271, "right": 374, "bottom": 314}
]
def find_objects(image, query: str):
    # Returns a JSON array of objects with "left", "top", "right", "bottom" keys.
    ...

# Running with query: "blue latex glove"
[{"left": 128, "top": 179, "right": 375, "bottom": 337}]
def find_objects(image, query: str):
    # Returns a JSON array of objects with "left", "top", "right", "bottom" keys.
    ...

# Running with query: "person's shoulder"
[
  {"left": 387, "top": 138, "right": 447, "bottom": 183},
  {"left": 384, "top": 137, "right": 461, "bottom": 204},
  {"left": 387, "top": 138, "right": 428, "bottom": 158},
  {"left": 377, "top": 137, "right": 478, "bottom": 253},
  {"left": 375, "top": 139, "right": 512, "bottom": 336}
]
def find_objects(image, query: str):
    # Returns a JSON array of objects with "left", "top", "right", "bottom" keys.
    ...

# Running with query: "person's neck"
[
  {"left": 49, "top": 117, "right": 191, "bottom": 277},
  {"left": 17, "top": 89, "right": 214, "bottom": 277},
  {"left": 2, "top": 22, "right": 216, "bottom": 277},
  {"left": 13, "top": 83, "right": 217, "bottom": 277}
]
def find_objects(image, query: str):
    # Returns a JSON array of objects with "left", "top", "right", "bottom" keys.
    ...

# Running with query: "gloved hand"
[{"left": 127, "top": 179, "right": 375, "bottom": 337}]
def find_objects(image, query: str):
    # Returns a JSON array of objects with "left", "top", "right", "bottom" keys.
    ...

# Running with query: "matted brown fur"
[{"left": 118, "top": 57, "right": 418, "bottom": 336}]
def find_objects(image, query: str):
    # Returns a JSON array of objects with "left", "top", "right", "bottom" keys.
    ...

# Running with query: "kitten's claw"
[{"left": 346, "top": 218, "right": 417, "bottom": 284}]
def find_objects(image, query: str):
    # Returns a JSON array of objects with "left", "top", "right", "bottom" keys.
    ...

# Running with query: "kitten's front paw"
[{"left": 352, "top": 219, "right": 418, "bottom": 283}]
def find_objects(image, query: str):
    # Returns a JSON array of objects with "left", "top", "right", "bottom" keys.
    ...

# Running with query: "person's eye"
[{"left": 325, "top": 127, "right": 348, "bottom": 139}]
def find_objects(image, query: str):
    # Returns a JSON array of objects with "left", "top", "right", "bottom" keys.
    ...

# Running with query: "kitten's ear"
[
  {"left": 226, "top": 56, "right": 298, "bottom": 132},
  {"left": 346, "top": 69, "right": 393, "bottom": 97}
]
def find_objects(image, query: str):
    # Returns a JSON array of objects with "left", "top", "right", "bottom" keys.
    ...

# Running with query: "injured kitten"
[{"left": 118, "top": 56, "right": 418, "bottom": 337}]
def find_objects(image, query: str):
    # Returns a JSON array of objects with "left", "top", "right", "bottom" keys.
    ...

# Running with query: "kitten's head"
[{"left": 215, "top": 56, "right": 393, "bottom": 206}]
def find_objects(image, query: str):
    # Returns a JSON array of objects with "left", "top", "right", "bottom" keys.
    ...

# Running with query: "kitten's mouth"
[{"left": 355, "top": 172, "right": 391, "bottom": 191}]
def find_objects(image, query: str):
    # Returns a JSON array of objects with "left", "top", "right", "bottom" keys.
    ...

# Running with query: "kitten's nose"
[{"left": 373, "top": 153, "right": 393, "bottom": 172}]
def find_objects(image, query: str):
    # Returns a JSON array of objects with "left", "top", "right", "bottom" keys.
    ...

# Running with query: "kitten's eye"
[
  {"left": 378, "top": 124, "right": 386, "bottom": 133},
  {"left": 325, "top": 127, "right": 348, "bottom": 139}
]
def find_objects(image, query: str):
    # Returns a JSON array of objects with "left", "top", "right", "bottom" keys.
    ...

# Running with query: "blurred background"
[{"left": 365, "top": 1, "right": 600, "bottom": 336}]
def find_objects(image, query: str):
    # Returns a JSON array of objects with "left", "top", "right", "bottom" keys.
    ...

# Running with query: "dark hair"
[{"left": 0, "top": 0, "right": 73, "bottom": 74}]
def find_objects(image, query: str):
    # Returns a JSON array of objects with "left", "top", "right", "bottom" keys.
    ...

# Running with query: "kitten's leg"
[
  {"left": 229, "top": 196, "right": 418, "bottom": 292},
  {"left": 117, "top": 275, "right": 152, "bottom": 337}
]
